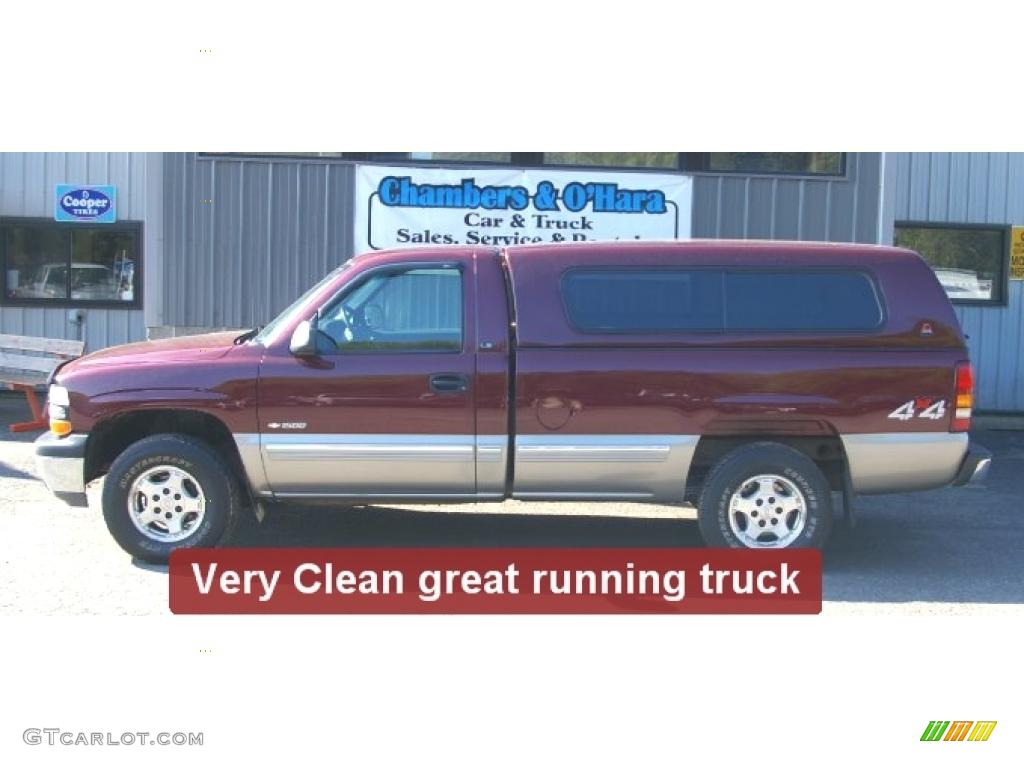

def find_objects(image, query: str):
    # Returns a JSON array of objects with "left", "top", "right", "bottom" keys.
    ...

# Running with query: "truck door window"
[{"left": 320, "top": 267, "right": 463, "bottom": 352}]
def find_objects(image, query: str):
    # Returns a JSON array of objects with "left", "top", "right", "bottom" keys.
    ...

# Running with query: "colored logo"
[
  {"left": 55, "top": 184, "right": 117, "bottom": 223},
  {"left": 921, "top": 720, "right": 997, "bottom": 741},
  {"left": 376, "top": 176, "right": 667, "bottom": 214}
]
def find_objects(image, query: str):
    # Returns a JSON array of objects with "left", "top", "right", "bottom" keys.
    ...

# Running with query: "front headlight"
[
  {"left": 47, "top": 385, "right": 72, "bottom": 436},
  {"left": 48, "top": 385, "right": 69, "bottom": 407}
]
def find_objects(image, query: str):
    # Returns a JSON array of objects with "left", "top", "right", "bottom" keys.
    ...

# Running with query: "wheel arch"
[
  {"left": 85, "top": 408, "right": 249, "bottom": 497},
  {"left": 685, "top": 433, "right": 848, "bottom": 503}
]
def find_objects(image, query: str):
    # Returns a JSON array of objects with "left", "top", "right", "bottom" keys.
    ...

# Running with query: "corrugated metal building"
[
  {"left": 886, "top": 153, "right": 1024, "bottom": 413},
  {"left": 0, "top": 153, "right": 160, "bottom": 349},
  {"left": 2, "top": 151, "right": 1022, "bottom": 411}
]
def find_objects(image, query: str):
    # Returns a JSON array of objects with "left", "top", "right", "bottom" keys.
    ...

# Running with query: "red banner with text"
[{"left": 169, "top": 548, "right": 821, "bottom": 614}]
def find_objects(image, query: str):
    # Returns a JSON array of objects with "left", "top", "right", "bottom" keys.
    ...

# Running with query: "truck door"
[{"left": 256, "top": 259, "right": 478, "bottom": 498}]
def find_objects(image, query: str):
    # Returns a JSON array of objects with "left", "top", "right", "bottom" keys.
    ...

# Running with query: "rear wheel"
[
  {"left": 697, "top": 442, "right": 833, "bottom": 549},
  {"left": 101, "top": 433, "right": 242, "bottom": 562}
]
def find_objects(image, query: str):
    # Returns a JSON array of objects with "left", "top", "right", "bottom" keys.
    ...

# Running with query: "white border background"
[
  {"left": 3, "top": 617, "right": 1018, "bottom": 766},
  {"left": 2, "top": 2, "right": 1023, "bottom": 765}
]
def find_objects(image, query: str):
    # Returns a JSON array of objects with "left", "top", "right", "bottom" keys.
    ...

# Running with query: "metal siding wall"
[
  {"left": 892, "top": 152, "right": 1024, "bottom": 412},
  {"left": 162, "top": 154, "right": 356, "bottom": 330},
  {"left": 0, "top": 152, "right": 150, "bottom": 351},
  {"left": 167, "top": 154, "right": 881, "bottom": 333},
  {"left": 691, "top": 153, "right": 882, "bottom": 244}
]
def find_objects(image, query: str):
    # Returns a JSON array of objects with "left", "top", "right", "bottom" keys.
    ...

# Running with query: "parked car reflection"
[
  {"left": 13, "top": 263, "right": 120, "bottom": 301},
  {"left": 935, "top": 268, "right": 991, "bottom": 300}
]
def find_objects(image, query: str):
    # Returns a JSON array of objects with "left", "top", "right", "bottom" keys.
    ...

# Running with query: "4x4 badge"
[{"left": 888, "top": 400, "right": 947, "bottom": 421}]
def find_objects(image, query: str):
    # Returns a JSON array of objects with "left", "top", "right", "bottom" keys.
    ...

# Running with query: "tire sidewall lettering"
[
  {"left": 702, "top": 448, "right": 831, "bottom": 549},
  {"left": 102, "top": 435, "right": 237, "bottom": 562}
]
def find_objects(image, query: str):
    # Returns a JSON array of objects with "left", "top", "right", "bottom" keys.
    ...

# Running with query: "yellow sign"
[{"left": 1012, "top": 226, "right": 1024, "bottom": 280}]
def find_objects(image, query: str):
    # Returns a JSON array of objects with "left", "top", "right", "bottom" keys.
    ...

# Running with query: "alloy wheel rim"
[
  {"left": 127, "top": 465, "right": 206, "bottom": 543},
  {"left": 727, "top": 474, "right": 807, "bottom": 548}
]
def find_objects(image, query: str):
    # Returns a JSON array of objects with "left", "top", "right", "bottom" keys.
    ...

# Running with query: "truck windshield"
[{"left": 251, "top": 263, "right": 350, "bottom": 346}]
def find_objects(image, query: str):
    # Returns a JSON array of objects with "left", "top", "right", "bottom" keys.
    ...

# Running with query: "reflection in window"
[
  {"left": 320, "top": 267, "right": 463, "bottom": 352},
  {"left": 679, "top": 151, "right": 839, "bottom": 174},
  {"left": 6, "top": 227, "right": 69, "bottom": 300},
  {"left": 542, "top": 152, "right": 679, "bottom": 169},
  {"left": 3, "top": 222, "right": 140, "bottom": 304},
  {"left": 71, "top": 230, "right": 137, "bottom": 301},
  {"left": 894, "top": 223, "right": 1008, "bottom": 304},
  {"left": 408, "top": 152, "right": 512, "bottom": 163},
  {"left": 704, "top": 153, "right": 843, "bottom": 175}
]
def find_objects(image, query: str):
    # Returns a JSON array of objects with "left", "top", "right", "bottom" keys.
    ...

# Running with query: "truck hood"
[{"left": 61, "top": 331, "right": 244, "bottom": 372}]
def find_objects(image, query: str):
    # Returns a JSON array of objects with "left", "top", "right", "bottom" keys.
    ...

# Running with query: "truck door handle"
[{"left": 429, "top": 373, "right": 469, "bottom": 393}]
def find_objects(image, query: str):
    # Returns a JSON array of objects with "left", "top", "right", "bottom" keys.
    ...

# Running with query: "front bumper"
[
  {"left": 34, "top": 432, "right": 89, "bottom": 507},
  {"left": 951, "top": 443, "right": 992, "bottom": 486}
]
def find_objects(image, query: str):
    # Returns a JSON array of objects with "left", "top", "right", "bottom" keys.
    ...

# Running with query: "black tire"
[
  {"left": 697, "top": 442, "right": 833, "bottom": 549},
  {"left": 101, "top": 433, "right": 242, "bottom": 563}
]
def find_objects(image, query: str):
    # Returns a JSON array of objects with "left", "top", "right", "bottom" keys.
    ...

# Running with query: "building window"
[
  {"left": 340, "top": 152, "right": 676, "bottom": 168},
  {"left": 408, "top": 152, "right": 512, "bottom": 163},
  {"left": 203, "top": 151, "right": 848, "bottom": 176},
  {"left": 541, "top": 152, "right": 679, "bottom": 169},
  {"left": 2, "top": 219, "right": 141, "bottom": 307},
  {"left": 894, "top": 222, "right": 1009, "bottom": 305},
  {"left": 680, "top": 153, "right": 845, "bottom": 176}
]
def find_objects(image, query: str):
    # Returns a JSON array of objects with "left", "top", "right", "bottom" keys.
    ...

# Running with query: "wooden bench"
[{"left": 0, "top": 334, "right": 86, "bottom": 433}]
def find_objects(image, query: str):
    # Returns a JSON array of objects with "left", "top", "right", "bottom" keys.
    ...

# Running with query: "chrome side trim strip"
[
  {"left": 262, "top": 434, "right": 474, "bottom": 462},
  {"left": 257, "top": 433, "right": 477, "bottom": 495},
  {"left": 517, "top": 444, "right": 671, "bottom": 463},
  {"left": 513, "top": 434, "right": 698, "bottom": 503},
  {"left": 265, "top": 444, "right": 473, "bottom": 461},
  {"left": 842, "top": 432, "right": 968, "bottom": 493},
  {"left": 476, "top": 441, "right": 505, "bottom": 461}
]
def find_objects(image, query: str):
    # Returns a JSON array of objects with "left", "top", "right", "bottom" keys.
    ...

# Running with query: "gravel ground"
[{"left": 1, "top": 393, "right": 1021, "bottom": 615}]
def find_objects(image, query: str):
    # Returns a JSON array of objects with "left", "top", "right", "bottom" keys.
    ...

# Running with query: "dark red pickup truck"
[{"left": 35, "top": 240, "right": 990, "bottom": 560}]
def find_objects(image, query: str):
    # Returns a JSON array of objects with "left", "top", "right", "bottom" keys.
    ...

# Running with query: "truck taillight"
[{"left": 952, "top": 362, "right": 973, "bottom": 432}]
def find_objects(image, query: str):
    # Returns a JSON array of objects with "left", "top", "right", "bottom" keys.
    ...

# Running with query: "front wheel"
[
  {"left": 697, "top": 442, "right": 833, "bottom": 549},
  {"left": 101, "top": 434, "right": 242, "bottom": 562}
]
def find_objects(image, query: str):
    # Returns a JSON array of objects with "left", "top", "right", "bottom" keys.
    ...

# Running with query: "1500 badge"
[{"left": 888, "top": 399, "right": 947, "bottom": 420}]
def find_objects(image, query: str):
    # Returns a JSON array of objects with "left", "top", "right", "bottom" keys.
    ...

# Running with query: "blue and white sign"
[
  {"left": 55, "top": 184, "right": 117, "bottom": 223},
  {"left": 354, "top": 165, "right": 692, "bottom": 254}
]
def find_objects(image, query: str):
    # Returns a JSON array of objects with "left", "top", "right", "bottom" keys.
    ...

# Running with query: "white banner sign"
[{"left": 354, "top": 165, "right": 692, "bottom": 254}]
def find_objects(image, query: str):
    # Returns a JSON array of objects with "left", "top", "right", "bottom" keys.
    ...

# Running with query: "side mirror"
[{"left": 289, "top": 319, "right": 317, "bottom": 357}]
